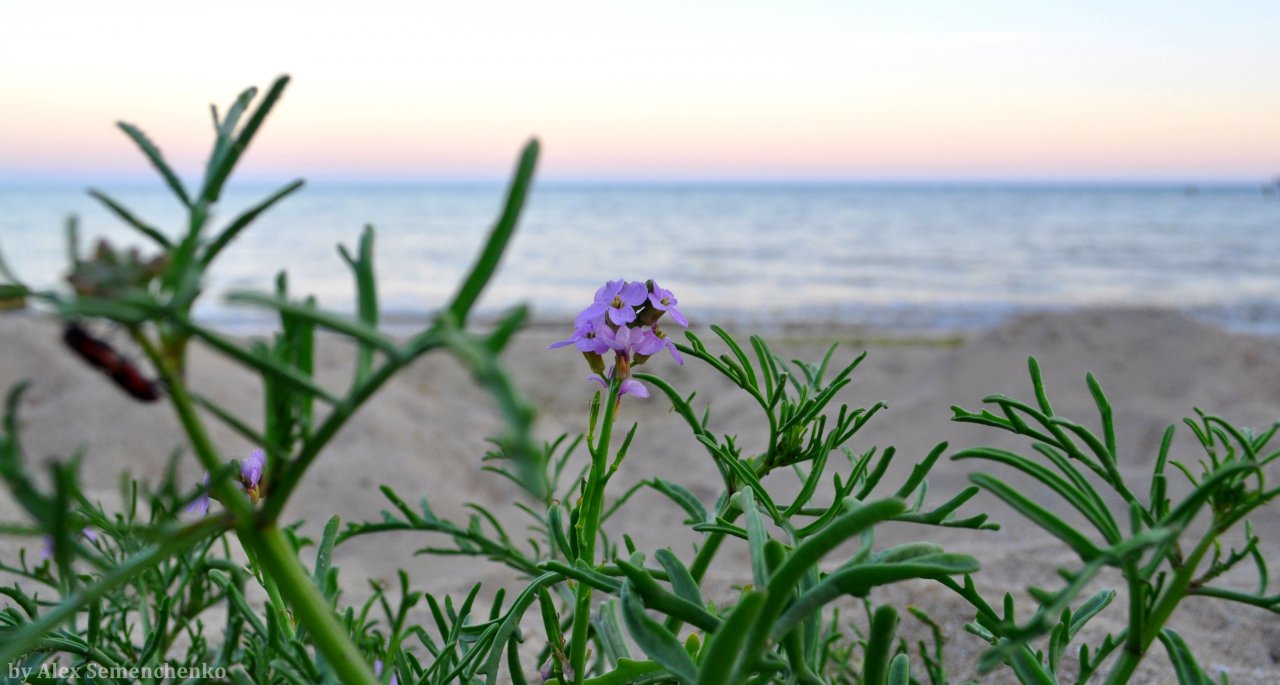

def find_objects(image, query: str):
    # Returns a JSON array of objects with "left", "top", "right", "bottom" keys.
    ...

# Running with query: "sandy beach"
[{"left": 1, "top": 308, "right": 1277, "bottom": 683}]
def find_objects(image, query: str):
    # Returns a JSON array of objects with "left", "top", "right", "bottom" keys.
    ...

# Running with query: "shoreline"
[{"left": 7, "top": 301, "right": 1277, "bottom": 340}]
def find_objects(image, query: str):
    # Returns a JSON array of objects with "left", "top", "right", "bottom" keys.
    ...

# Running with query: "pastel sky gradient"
[{"left": 2, "top": 1, "right": 1278, "bottom": 183}]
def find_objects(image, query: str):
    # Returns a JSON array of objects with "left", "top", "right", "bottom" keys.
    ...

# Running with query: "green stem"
[
  {"left": 242, "top": 539, "right": 296, "bottom": 639},
  {"left": 1122, "top": 560, "right": 1144, "bottom": 658},
  {"left": 1103, "top": 531, "right": 1217, "bottom": 685},
  {"left": 134, "top": 329, "right": 255, "bottom": 521},
  {"left": 250, "top": 525, "right": 377, "bottom": 684},
  {"left": 569, "top": 381, "right": 620, "bottom": 685}
]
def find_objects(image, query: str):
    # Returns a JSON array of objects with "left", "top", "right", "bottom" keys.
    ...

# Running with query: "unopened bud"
[{"left": 583, "top": 351, "right": 605, "bottom": 375}]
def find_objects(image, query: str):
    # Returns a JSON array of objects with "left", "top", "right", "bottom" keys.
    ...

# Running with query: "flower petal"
[
  {"left": 608, "top": 305, "right": 636, "bottom": 326},
  {"left": 620, "top": 280, "right": 649, "bottom": 306},
  {"left": 576, "top": 302, "right": 609, "bottom": 327},
  {"left": 620, "top": 379, "right": 649, "bottom": 398},
  {"left": 664, "top": 339, "right": 685, "bottom": 365},
  {"left": 595, "top": 279, "right": 624, "bottom": 303},
  {"left": 241, "top": 449, "right": 266, "bottom": 488}
]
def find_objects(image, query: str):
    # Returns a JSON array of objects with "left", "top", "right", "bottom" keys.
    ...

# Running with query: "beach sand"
[{"left": 1, "top": 309, "right": 1277, "bottom": 683}]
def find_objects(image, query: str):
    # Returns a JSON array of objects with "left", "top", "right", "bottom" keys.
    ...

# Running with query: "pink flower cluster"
[{"left": 550, "top": 279, "right": 686, "bottom": 399}]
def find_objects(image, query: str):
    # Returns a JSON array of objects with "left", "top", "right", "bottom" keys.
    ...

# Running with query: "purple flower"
[
  {"left": 598, "top": 322, "right": 636, "bottom": 354},
  {"left": 631, "top": 327, "right": 664, "bottom": 356},
  {"left": 375, "top": 658, "right": 398, "bottom": 685},
  {"left": 241, "top": 449, "right": 265, "bottom": 502},
  {"left": 40, "top": 528, "right": 97, "bottom": 559},
  {"left": 552, "top": 278, "right": 688, "bottom": 402},
  {"left": 548, "top": 319, "right": 609, "bottom": 355},
  {"left": 587, "top": 374, "right": 649, "bottom": 399},
  {"left": 189, "top": 472, "right": 211, "bottom": 516},
  {"left": 583, "top": 279, "right": 648, "bottom": 326},
  {"left": 630, "top": 328, "right": 684, "bottom": 366},
  {"left": 647, "top": 280, "right": 688, "bottom": 327}
]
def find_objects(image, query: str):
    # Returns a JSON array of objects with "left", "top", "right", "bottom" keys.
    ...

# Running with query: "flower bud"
[{"left": 582, "top": 351, "right": 605, "bottom": 375}]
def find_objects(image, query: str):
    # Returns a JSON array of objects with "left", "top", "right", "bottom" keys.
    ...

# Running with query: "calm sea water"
[{"left": 1, "top": 183, "right": 1278, "bottom": 333}]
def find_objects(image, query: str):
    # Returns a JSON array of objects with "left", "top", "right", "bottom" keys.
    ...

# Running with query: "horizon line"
[{"left": 1, "top": 174, "right": 1277, "bottom": 190}]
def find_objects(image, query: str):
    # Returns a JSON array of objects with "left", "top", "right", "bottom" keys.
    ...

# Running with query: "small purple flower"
[
  {"left": 374, "top": 658, "right": 398, "bottom": 685},
  {"left": 548, "top": 319, "right": 609, "bottom": 355},
  {"left": 647, "top": 280, "right": 688, "bottom": 327},
  {"left": 631, "top": 327, "right": 665, "bottom": 356},
  {"left": 631, "top": 328, "right": 683, "bottom": 366},
  {"left": 241, "top": 449, "right": 265, "bottom": 502},
  {"left": 587, "top": 374, "right": 649, "bottom": 399},
  {"left": 598, "top": 322, "right": 637, "bottom": 355},
  {"left": 189, "top": 472, "right": 211, "bottom": 516},
  {"left": 82, "top": 527, "right": 98, "bottom": 542},
  {"left": 584, "top": 279, "right": 648, "bottom": 326}
]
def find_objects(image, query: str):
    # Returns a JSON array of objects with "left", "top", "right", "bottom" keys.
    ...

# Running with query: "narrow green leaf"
[
  {"left": 1085, "top": 373, "right": 1116, "bottom": 458},
  {"left": 655, "top": 549, "right": 702, "bottom": 607},
  {"left": 620, "top": 582, "right": 697, "bottom": 684},
  {"left": 863, "top": 605, "right": 898, "bottom": 685},
  {"left": 698, "top": 590, "right": 766, "bottom": 685},
  {"left": 772, "top": 554, "right": 978, "bottom": 639},
  {"left": 616, "top": 559, "right": 719, "bottom": 632},
  {"left": 117, "top": 122, "right": 191, "bottom": 206},
  {"left": 737, "top": 489, "right": 771, "bottom": 589},
  {"left": 1158, "top": 628, "right": 1214, "bottom": 685},
  {"left": 87, "top": 190, "right": 172, "bottom": 248},
  {"left": 887, "top": 653, "right": 910, "bottom": 685},
  {"left": 710, "top": 325, "right": 757, "bottom": 389},
  {"left": 315, "top": 516, "right": 340, "bottom": 589},
  {"left": 646, "top": 479, "right": 708, "bottom": 525},
  {"left": 447, "top": 139, "right": 538, "bottom": 323},
  {"left": 1067, "top": 589, "right": 1115, "bottom": 641},
  {"left": 970, "top": 473, "right": 1102, "bottom": 561},
  {"left": 202, "top": 76, "right": 290, "bottom": 203},
  {"left": 201, "top": 179, "right": 305, "bottom": 267}
]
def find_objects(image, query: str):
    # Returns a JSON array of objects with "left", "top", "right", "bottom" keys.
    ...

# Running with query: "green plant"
[{"left": 0, "top": 77, "right": 1274, "bottom": 685}]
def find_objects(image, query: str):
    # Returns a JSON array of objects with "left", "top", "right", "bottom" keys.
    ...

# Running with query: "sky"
[{"left": 2, "top": 1, "right": 1278, "bottom": 184}]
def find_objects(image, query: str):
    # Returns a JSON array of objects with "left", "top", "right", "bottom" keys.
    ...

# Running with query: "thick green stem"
[
  {"left": 1103, "top": 531, "right": 1217, "bottom": 685},
  {"left": 251, "top": 525, "right": 377, "bottom": 684},
  {"left": 242, "top": 539, "right": 296, "bottom": 639},
  {"left": 569, "top": 381, "right": 620, "bottom": 685},
  {"left": 1123, "top": 560, "right": 1144, "bottom": 658}
]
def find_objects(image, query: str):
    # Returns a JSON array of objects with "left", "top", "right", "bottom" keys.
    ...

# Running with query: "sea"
[{"left": 1, "top": 183, "right": 1278, "bottom": 334}]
